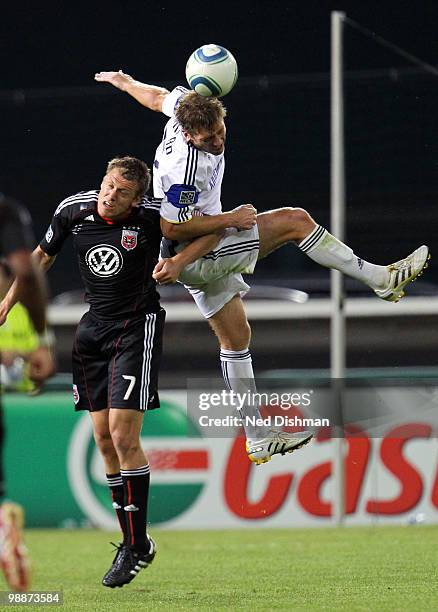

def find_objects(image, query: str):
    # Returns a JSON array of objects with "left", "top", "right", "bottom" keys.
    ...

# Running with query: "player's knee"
[
  {"left": 219, "top": 322, "right": 251, "bottom": 350},
  {"left": 282, "top": 207, "right": 315, "bottom": 238},
  {"left": 111, "top": 431, "right": 141, "bottom": 458},
  {"left": 93, "top": 429, "right": 116, "bottom": 457}
]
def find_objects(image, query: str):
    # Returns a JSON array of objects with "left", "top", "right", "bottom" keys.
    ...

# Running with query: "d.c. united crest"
[{"left": 121, "top": 229, "right": 138, "bottom": 251}]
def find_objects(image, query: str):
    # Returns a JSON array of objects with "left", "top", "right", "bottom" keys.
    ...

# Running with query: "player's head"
[
  {"left": 106, "top": 156, "right": 151, "bottom": 198},
  {"left": 98, "top": 156, "right": 151, "bottom": 220},
  {"left": 176, "top": 92, "right": 227, "bottom": 155}
]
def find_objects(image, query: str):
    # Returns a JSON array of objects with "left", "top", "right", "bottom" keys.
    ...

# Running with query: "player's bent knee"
[
  {"left": 111, "top": 433, "right": 141, "bottom": 458},
  {"left": 285, "top": 206, "right": 314, "bottom": 226},
  {"left": 279, "top": 207, "right": 316, "bottom": 241}
]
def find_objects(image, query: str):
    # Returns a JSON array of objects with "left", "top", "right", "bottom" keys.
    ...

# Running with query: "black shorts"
[{"left": 72, "top": 309, "right": 165, "bottom": 412}]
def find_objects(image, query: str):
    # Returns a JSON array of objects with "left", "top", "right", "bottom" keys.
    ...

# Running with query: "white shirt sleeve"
[
  {"left": 161, "top": 86, "right": 190, "bottom": 118},
  {"left": 161, "top": 189, "right": 196, "bottom": 224}
]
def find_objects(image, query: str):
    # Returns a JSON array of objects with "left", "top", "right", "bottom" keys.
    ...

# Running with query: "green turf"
[{"left": 4, "top": 526, "right": 437, "bottom": 611}]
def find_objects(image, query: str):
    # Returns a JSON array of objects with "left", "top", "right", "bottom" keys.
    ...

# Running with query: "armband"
[{"left": 165, "top": 184, "right": 199, "bottom": 209}]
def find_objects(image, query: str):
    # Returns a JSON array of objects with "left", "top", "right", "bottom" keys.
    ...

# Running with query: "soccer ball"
[{"left": 185, "top": 44, "right": 238, "bottom": 97}]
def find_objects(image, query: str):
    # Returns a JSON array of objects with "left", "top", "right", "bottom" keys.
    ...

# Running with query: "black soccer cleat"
[
  {"left": 102, "top": 537, "right": 156, "bottom": 588},
  {"left": 102, "top": 542, "right": 124, "bottom": 587}
]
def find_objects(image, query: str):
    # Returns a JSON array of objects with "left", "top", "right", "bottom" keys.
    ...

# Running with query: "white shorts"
[{"left": 160, "top": 226, "right": 259, "bottom": 318}]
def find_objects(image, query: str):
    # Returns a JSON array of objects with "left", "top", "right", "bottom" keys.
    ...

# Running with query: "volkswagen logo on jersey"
[
  {"left": 121, "top": 229, "right": 138, "bottom": 251},
  {"left": 85, "top": 244, "right": 123, "bottom": 277}
]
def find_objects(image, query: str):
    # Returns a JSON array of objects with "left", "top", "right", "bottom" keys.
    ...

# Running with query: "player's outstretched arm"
[
  {"left": 153, "top": 232, "right": 223, "bottom": 284},
  {"left": 94, "top": 70, "right": 169, "bottom": 112}
]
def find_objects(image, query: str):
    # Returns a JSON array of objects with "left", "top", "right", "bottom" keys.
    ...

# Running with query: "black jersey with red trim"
[{"left": 39, "top": 190, "right": 162, "bottom": 320}]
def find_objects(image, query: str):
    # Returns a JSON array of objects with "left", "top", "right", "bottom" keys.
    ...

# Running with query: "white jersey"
[{"left": 153, "top": 86, "right": 225, "bottom": 224}]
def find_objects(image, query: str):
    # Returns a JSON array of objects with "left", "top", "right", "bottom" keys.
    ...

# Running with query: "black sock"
[
  {"left": 106, "top": 473, "right": 129, "bottom": 544},
  {"left": 120, "top": 465, "right": 150, "bottom": 553}
]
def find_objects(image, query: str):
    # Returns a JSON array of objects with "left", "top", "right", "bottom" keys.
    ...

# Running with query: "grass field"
[{"left": 4, "top": 526, "right": 437, "bottom": 611}]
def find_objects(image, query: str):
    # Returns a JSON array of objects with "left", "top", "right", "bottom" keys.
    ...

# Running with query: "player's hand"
[
  {"left": 229, "top": 204, "right": 257, "bottom": 230},
  {"left": 152, "top": 258, "right": 183, "bottom": 285},
  {"left": 94, "top": 70, "right": 134, "bottom": 92},
  {"left": 27, "top": 346, "right": 56, "bottom": 384}
]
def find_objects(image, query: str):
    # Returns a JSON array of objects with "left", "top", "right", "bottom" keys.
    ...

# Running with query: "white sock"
[
  {"left": 298, "top": 225, "right": 389, "bottom": 290},
  {"left": 220, "top": 348, "right": 268, "bottom": 441}
]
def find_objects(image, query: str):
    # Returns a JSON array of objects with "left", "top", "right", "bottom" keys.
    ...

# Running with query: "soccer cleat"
[
  {"left": 246, "top": 430, "right": 313, "bottom": 465},
  {"left": 102, "top": 536, "right": 156, "bottom": 588},
  {"left": 101, "top": 542, "right": 125, "bottom": 587},
  {"left": 374, "top": 245, "right": 430, "bottom": 303},
  {"left": 0, "top": 502, "right": 30, "bottom": 591}
]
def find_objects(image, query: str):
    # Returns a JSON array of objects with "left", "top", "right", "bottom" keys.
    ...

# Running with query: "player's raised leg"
[
  {"left": 209, "top": 295, "right": 313, "bottom": 465},
  {"left": 256, "top": 207, "right": 429, "bottom": 301}
]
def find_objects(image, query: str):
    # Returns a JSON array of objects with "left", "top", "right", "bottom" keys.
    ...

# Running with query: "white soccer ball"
[{"left": 185, "top": 44, "right": 238, "bottom": 97}]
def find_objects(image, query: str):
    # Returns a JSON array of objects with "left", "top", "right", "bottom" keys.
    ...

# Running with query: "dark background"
[{"left": 1, "top": 1, "right": 438, "bottom": 296}]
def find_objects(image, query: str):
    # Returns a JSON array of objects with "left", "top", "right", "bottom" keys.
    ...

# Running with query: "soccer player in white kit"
[{"left": 95, "top": 70, "right": 430, "bottom": 465}]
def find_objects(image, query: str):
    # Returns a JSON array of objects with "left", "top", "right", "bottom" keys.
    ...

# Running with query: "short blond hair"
[
  {"left": 176, "top": 92, "right": 227, "bottom": 134},
  {"left": 106, "top": 156, "right": 151, "bottom": 197}
]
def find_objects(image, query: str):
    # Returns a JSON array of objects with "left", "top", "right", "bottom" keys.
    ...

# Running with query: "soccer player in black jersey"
[
  {"left": 39, "top": 157, "right": 159, "bottom": 588},
  {"left": 0, "top": 156, "right": 219, "bottom": 588},
  {"left": 0, "top": 195, "right": 54, "bottom": 591}
]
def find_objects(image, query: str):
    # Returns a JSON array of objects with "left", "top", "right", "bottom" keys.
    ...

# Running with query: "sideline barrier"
[
  {"left": 4, "top": 389, "right": 438, "bottom": 529},
  {"left": 48, "top": 296, "right": 438, "bottom": 324}
]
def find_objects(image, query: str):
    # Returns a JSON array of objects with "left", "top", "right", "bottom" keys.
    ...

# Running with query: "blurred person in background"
[
  {"left": 0, "top": 261, "right": 41, "bottom": 394},
  {"left": 0, "top": 194, "right": 55, "bottom": 591},
  {"left": 95, "top": 70, "right": 429, "bottom": 465}
]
